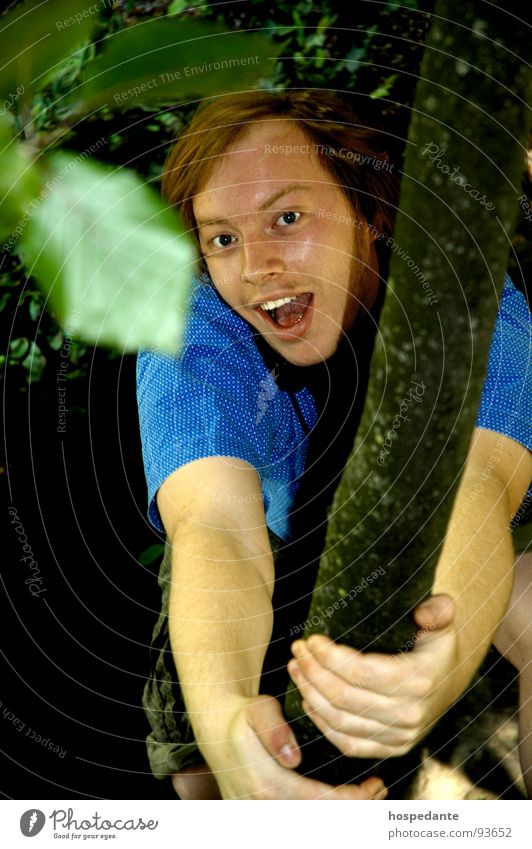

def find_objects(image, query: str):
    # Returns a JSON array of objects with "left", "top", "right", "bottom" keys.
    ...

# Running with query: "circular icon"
[{"left": 20, "top": 810, "right": 46, "bottom": 837}]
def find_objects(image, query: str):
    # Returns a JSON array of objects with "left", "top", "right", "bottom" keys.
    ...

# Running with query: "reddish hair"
[{"left": 162, "top": 90, "right": 398, "bottom": 254}]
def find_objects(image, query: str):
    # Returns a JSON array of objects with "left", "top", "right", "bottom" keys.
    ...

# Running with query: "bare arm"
[
  {"left": 430, "top": 426, "right": 532, "bottom": 702},
  {"left": 157, "top": 456, "right": 386, "bottom": 799},
  {"left": 159, "top": 456, "right": 275, "bottom": 750},
  {"left": 287, "top": 427, "right": 532, "bottom": 758}
]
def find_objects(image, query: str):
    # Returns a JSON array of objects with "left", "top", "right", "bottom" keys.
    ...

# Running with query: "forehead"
[{"left": 193, "top": 122, "right": 336, "bottom": 217}]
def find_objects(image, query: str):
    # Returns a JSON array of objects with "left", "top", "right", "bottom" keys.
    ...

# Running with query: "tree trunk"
[{"left": 286, "top": 0, "right": 532, "bottom": 790}]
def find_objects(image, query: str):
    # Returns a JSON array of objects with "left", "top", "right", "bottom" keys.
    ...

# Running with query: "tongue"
[{"left": 274, "top": 293, "right": 312, "bottom": 328}]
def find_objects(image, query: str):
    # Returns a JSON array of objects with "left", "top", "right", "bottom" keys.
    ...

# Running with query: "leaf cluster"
[{"left": 0, "top": 0, "right": 276, "bottom": 381}]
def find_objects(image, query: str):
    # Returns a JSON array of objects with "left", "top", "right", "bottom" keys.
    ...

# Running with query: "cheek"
[
  {"left": 285, "top": 220, "right": 338, "bottom": 268},
  {"left": 314, "top": 224, "right": 358, "bottom": 280},
  {"left": 205, "top": 258, "right": 239, "bottom": 300},
  {"left": 287, "top": 238, "right": 318, "bottom": 266}
]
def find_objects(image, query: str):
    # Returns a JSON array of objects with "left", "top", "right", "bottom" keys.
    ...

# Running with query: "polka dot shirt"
[{"left": 137, "top": 275, "right": 531, "bottom": 540}]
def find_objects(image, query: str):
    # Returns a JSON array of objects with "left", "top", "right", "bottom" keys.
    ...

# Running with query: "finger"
[
  {"left": 293, "top": 634, "right": 437, "bottom": 696},
  {"left": 298, "top": 664, "right": 418, "bottom": 748},
  {"left": 245, "top": 695, "right": 302, "bottom": 768},
  {"left": 302, "top": 702, "right": 405, "bottom": 760},
  {"left": 316, "top": 776, "right": 388, "bottom": 800},
  {"left": 288, "top": 661, "right": 409, "bottom": 746},
  {"left": 288, "top": 773, "right": 387, "bottom": 800},
  {"left": 235, "top": 759, "right": 387, "bottom": 800},
  {"left": 291, "top": 636, "right": 415, "bottom": 699},
  {"left": 413, "top": 594, "right": 455, "bottom": 636},
  {"left": 292, "top": 635, "right": 373, "bottom": 689},
  {"left": 414, "top": 594, "right": 455, "bottom": 637}
]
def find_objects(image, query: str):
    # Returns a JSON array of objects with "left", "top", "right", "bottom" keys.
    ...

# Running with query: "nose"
[{"left": 240, "top": 237, "right": 285, "bottom": 285}]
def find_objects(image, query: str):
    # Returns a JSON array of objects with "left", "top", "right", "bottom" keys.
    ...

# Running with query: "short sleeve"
[
  {"left": 476, "top": 276, "right": 531, "bottom": 451},
  {"left": 137, "top": 341, "right": 270, "bottom": 532}
]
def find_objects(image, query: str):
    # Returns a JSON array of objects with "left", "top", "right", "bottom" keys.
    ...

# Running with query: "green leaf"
[
  {"left": 20, "top": 152, "right": 196, "bottom": 353},
  {"left": 314, "top": 48, "right": 326, "bottom": 69},
  {"left": 63, "top": 17, "right": 279, "bottom": 119},
  {"left": 0, "top": 0, "right": 98, "bottom": 106},
  {"left": 167, "top": 0, "right": 188, "bottom": 14},
  {"left": 0, "top": 118, "right": 44, "bottom": 243},
  {"left": 139, "top": 543, "right": 165, "bottom": 566},
  {"left": 28, "top": 295, "right": 42, "bottom": 321},
  {"left": 304, "top": 33, "right": 326, "bottom": 51},
  {"left": 48, "top": 331, "right": 64, "bottom": 351},
  {"left": 9, "top": 336, "right": 30, "bottom": 358},
  {"left": 0, "top": 275, "right": 22, "bottom": 288},
  {"left": 21, "top": 340, "right": 46, "bottom": 382},
  {"left": 369, "top": 74, "right": 399, "bottom": 100}
]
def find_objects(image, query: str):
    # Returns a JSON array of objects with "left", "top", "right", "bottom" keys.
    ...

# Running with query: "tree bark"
[{"left": 286, "top": 0, "right": 532, "bottom": 789}]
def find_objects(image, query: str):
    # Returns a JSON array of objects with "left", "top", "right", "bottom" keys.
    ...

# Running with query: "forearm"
[
  {"left": 432, "top": 463, "right": 515, "bottom": 701},
  {"left": 168, "top": 521, "right": 275, "bottom": 751}
]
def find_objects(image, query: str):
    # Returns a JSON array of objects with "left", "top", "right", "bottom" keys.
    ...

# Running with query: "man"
[{"left": 137, "top": 90, "right": 532, "bottom": 799}]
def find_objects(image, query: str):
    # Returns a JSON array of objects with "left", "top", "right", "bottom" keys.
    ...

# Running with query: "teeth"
[{"left": 259, "top": 295, "right": 297, "bottom": 311}]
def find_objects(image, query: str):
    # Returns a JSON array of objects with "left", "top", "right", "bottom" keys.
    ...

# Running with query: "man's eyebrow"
[{"left": 195, "top": 183, "right": 311, "bottom": 228}]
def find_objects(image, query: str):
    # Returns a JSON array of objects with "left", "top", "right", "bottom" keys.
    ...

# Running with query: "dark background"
[
  {"left": 2, "top": 350, "right": 173, "bottom": 798},
  {"left": 1, "top": 0, "right": 530, "bottom": 799}
]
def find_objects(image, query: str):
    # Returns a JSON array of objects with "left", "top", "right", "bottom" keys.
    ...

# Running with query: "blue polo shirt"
[{"left": 137, "top": 276, "right": 531, "bottom": 540}]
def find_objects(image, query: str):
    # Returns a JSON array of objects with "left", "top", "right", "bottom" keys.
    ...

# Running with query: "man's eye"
[
  {"left": 212, "top": 234, "right": 235, "bottom": 249},
  {"left": 276, "top": 211, "right": 300, "bottom": 227}
]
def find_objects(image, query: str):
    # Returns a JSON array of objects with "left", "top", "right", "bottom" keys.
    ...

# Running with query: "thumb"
[
  {"left": 245, "top": 695, "right": 302, "bottom": 769},
  {"left": 413, "top": 594, "right": 455, "bottom": 638}
]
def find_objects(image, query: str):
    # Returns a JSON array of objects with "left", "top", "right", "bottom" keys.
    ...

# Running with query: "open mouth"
[{"left": 257, "top": 293, "right": 313, "bottom": 329}]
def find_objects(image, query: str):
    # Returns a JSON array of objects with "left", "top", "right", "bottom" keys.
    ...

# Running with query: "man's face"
[{"left": 193, "top": 123, "right": 379, "bottom": 366}]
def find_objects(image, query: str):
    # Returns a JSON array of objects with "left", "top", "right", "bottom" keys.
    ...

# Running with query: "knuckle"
[
  {"left": 250, "top": 780, "right": 272, "bottom": 801},
  {"left": 411, "top": 674, "right": 434, "bottom": 697},
  {"left": 377, "top": 744, "right": 398, "bottom": 759},
  {"left": 350, "top": 741, "right": 398, "bottom": 760},
  {"left": 329, "top": 686, "right": 352, "bottom": 711},
  {"left": 312, "top": 702, "right": 340, "bottom": 729},
  {"left": 337, "top": 736, "right": 359, "bottom": 757},
  {"left": 343, "top": 747, "right": 359, "bottom": 758},
  {"left": 400, "top": 703, "right": 425, "bottom": 729},
  {"left": 394, "top": 727, "right": 416, "bottom": 747},
  {"left": 328, "top": 706, "right": 345, "bottom": 729},
  {"left": 257, "top": 787, "right": 275, "bottom": 801},
  {"left": 392, "top": 740, "right": 415, "bottom": 757},
  {"left": 422, "top": 674, "right": 435, "bottom": 693}
]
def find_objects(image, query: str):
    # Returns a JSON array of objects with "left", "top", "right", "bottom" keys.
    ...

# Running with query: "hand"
[
  {"left": 288, "top": 595, "right": 457, "bottom": 759},
  {"left": 202, "top": 694, "right": 388, "bottom": 799}
]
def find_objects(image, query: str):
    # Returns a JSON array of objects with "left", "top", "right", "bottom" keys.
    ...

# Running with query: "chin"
[{"left": 279, "top": 341, "right": 338, "bottom": 367}]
